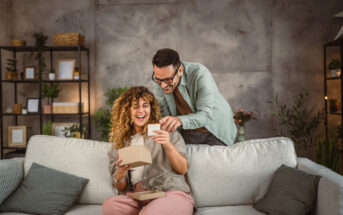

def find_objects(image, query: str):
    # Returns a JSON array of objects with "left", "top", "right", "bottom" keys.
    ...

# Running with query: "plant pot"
[
  {"left": 330, "top": 69, "right": 340, "bottom": 77},
  {"left": 22, "top": 109, "right": 27, "bottom": 114},
  {"left": 43, "top": 105, "right": 52, "bottom": 114},
  {"left": 49, "top": 73, "right": 55, "bottom": 80},
  {"left": 73, "top": 131, "right": 85, "bottom": 139},
  {"left": 13, "top": 104, "right": 22, "bottom": 114},
  {"left": 6, "top": 72, "right": 17, "bottom": 80},
  {"left": 329, "top": 99, "right": 339, "bottom": 112}
]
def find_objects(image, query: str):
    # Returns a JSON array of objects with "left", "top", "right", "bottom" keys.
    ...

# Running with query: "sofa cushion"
[
  {"left": 195, "top": 205, "right": 265, "bottom": 215},
  {"left": 185, "top": 137, "right": 297, "bottom": 207},
  {"left": 23, "top": 135, "right": 116, "bottom": 204},
  {"left": 0, "top": 159, "right": 23, "bottom": 204},
  {"left": 0, "top": 163, "right": 88, "bottom": 215},
  {"left": 65, "top": 205, "right": 102, "bottom": 215},
  {"left": 253, "top": 164, "right": 320, "bottom": 215}
]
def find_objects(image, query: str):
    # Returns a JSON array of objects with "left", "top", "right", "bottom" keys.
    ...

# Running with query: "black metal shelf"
[
  {"left": 3, "top": 146, "right": 26, "bottom": 149},
  {"left": 2, "top": 80, "right": 88, "bottom": 83},
  {"left": 328, "top": 112, "right": 342, "bottom": 115},
  {"left": 2, "top": 113, "right": 90, "bottom": 116},
  {"left": 0, "top": 45, "right": 89, "bottom": 52},
  {"left": 0, "top": 45, "right": 91, "bottom": 159},
  {"left": 324, "top": 37, "right": 343, "bottom": 167},
  {"left": 327, "top": 77, "right": 341, "bottom": 80}
]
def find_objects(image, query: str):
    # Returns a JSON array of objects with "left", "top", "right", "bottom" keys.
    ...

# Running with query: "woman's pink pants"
[{"left": 102, "top": 183, "right": 194, "bottom": 215}]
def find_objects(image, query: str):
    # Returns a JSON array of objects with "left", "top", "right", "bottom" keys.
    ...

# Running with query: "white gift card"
[{"left": 148, "top": 124, "right": 160, "bottom": 136}]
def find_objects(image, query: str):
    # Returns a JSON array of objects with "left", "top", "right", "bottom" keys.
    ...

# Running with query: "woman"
[{"left": 102, "top": 86, "right": 194, "bottom": 215}]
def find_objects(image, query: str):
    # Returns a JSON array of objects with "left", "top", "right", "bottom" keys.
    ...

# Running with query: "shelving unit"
[
  {"left": 0, "top": 45, "right": 91, "bottom": 159},
  {"left": 324, "top": 37, "right": 343, "bottom": 157}
]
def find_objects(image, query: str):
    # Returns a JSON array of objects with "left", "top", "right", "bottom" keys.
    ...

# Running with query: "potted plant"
[
  {"left": 22, "top": 106, "right": 27, "bottom": 115},
  {"left": 41, "top": 83, "right": 61, "bottom": 114},
  {"left": 329, "top": 98, "right": 339, "bottom": 112},
  {"left": 32, "top": 33, "right": 48, "bottom": 79},
  {"left": 48, "top": 69, "right": 56, "bottom": 80},
  {"left": 42, "top": 120, "right": 52, "bottom": 135},
  {"left": 6, "top": 58, "right": 17, "bottom": 80},
  {"left": 328, "top": 58, "right": 341, "bottom": 77},
  {"left": 94, "top": 87, "right": 129, "bottom": 141},
  {"left": 62, "top": 123, "right": 86, "bottom": 139}
]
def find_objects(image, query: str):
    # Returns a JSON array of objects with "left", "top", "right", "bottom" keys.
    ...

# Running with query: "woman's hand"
[
  {"left": 152, "top": 130, "right": 173, "bottom": 150},
  {"left": 114, "top": 159, "right": 130, "bottom": 183}
]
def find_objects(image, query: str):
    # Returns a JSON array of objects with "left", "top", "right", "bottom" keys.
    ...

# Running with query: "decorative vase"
[
  {"left": 237, "top": 126, "right": 245, "bottom": 142},
  {"left": 330, "top": 69, "right": 340, "bottom": 77},
  {"left": 49, "top": 73, "right": 55, "bottom": 80},
  {"left": 43, "top": 105, "right": 52, "bottom": 114}
]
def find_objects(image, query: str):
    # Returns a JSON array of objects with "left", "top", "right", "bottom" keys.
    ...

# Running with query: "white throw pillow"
[
  {"left": 185, "top": 137, "right": 297, "bottom": 207},
  {"left": 24, "top": 135, "right": 116, "bottom": 204}
]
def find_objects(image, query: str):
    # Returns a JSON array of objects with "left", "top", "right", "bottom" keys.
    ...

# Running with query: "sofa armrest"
[{"left": 297, "top": 157, "right": 343, "bottom": 215}]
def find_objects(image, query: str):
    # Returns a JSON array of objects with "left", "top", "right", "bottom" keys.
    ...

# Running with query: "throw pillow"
[
  {"left": 0, "top": 162, "right": 89, "bottom": 215},
  {"left": 254, "top": 164, "right": 320, "bottom": 215},
  {"left": 0, "top": 159, "right": 23, "bottom": 204}
]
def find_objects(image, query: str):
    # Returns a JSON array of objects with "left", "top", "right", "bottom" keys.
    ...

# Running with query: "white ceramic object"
[{"left": 49, "top": 73, "right": 55, "bottom": 80}]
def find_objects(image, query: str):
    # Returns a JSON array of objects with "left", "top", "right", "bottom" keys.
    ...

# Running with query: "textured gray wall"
[{"left": 1, "top": 0, "right": 343, "bottom": 146}]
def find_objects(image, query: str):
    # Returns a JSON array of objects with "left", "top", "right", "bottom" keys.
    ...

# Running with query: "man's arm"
[{"left": 177, "top": 69, "right": 215, "bottom": 129}]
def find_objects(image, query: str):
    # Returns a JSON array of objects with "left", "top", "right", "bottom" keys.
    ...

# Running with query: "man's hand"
[{"left": 160, "top": 116, "right": 182, "bottom": 132}]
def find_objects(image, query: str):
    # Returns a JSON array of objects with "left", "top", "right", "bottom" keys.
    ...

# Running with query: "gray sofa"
[{"left": 1, "top": 135, "right": 343, "bottom": 215}]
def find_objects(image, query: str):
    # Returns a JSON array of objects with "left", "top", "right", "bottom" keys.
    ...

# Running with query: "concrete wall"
[{"left": 1, "top": 0, "right": 343, "bottom": 148}]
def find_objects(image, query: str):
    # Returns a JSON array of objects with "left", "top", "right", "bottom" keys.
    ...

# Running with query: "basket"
[
  {"left": 53, "top": 33, "right": 85, "bottom": 46},
  {"left": 11, "top": 40, "right": 26, "bottom": 46}
]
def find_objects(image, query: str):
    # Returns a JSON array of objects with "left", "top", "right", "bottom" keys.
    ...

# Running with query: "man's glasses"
[{"left": 152, "top": 64, "right": 181, "bottom": 86}]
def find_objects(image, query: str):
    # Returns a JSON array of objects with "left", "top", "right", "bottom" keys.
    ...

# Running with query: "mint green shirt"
[{"left": 153, "top": 62, "right": 237, "bottom": 146}]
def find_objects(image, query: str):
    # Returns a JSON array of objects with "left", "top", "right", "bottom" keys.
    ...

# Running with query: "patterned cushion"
[{"left": 0, "top": 159, "right": 23, "bottom": 204}]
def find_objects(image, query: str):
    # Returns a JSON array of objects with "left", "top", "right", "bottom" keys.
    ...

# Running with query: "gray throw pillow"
[
  {"left": 254, "top": 164, "right": 320, "bottom": 215},
  {"left": 0, "top": 159, "right": 23, "bottom": 204},
  {"left": 0, "top": 162, "right": 89, "bottom": 215}
]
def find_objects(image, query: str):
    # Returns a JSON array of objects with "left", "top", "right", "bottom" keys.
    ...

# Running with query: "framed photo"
[
  {"left": 8, "top": 126, "right": 26, "bottom": 148},
  {"left": 24, "top": 66, "right": 36, "bottom": 80},
  {"left": 56, "top": 59, "right": 75, "bottom": 80},
  {"left": 26, "top": 98, "right": 40, "bottom": 113},
  {"left": 52, "top": 122, "right": 75, "bottom": 137}
]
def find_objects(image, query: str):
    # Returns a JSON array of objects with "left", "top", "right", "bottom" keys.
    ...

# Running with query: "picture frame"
[
  {"left": 26, "top": 98, "right": 40, "bottom": 114},
  {"left": 52, "top": 122, "right": 76, "bottom": 137},
  {"left": 24, "top": 66, "right": 36, "bottom": 80},
  {"left": 56, "top": 59, "right": 75, "bottom": 80},
  {"left": 8, "top": 126, "right": 26, "bottom": 148}
]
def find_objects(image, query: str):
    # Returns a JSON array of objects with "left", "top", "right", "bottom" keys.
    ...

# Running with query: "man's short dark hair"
[{"left": 152, "top": 48, "right": 181, "bottom": 68}]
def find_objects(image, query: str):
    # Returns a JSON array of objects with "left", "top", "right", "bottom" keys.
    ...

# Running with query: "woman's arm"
[
  {"left": 113, "top": 159, "right": 131, "bottom": 191},
  {"left": 153, "top": 130, "right": 188, "bottom": 175}
]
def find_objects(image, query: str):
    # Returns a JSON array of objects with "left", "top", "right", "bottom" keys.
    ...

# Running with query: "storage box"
[
  {"left": 52, "top": 102, "right": 84, "bottom": 114},
  {"left": 118, "top": 145, "right": 152, "bottom": 168},
  {"left": 128, "top": 191, "right": 165, "bottom": 201},
  {"left": 53, "top": 33, "right": 85, "bottom": 46}
]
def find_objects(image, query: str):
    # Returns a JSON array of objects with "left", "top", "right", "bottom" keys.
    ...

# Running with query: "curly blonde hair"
[{"left": 109, "top": 86, "right": 161, "bottom": 149}]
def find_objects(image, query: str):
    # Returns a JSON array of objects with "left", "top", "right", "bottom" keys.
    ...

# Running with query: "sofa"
[{"left": 0, "top": 135, "right": 343, "bottom": 215}]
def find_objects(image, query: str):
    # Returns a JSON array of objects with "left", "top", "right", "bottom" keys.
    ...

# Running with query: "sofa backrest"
[
  {"left": 24, "top": 135, "right": 116, "bottom": 205},
  {"left": 185, "top": 137, "right": 297, "bottom": 208}
]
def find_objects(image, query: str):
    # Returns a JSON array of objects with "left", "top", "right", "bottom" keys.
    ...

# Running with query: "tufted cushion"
[
  {"left": 24, "top": 135, "right": 116, "bottom": 204},
  {"left": 185, "top": 137, "right": 298, "bottom": 207},
  {"left": 0, "top": 159, "right": 23, "bottom": 204}
]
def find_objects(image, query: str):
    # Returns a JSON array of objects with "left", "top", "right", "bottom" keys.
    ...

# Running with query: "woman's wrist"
[{"left": 114, "top": 173, "right": 125, "bottom": 184}]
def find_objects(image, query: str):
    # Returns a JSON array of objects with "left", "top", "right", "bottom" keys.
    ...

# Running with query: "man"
[{"left": 152, "top": 48, "right": 237, "bottom": 146}]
